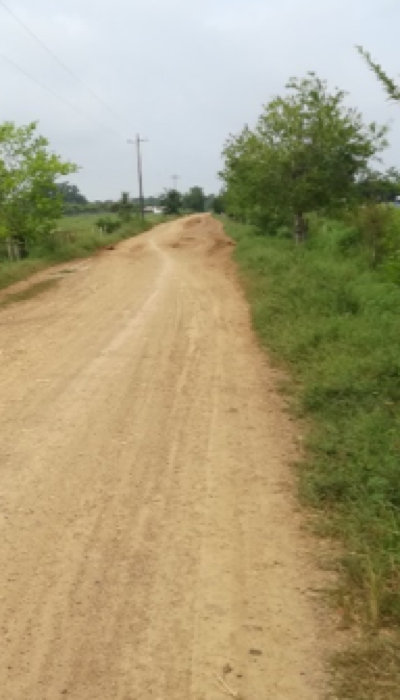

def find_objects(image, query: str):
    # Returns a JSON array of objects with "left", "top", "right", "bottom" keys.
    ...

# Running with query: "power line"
[
  {"left": 0, "top": 0, "right": 129, "bottom": 127},
  {"left": 0, "top": 50, "right": 127, "bottom": 140}
]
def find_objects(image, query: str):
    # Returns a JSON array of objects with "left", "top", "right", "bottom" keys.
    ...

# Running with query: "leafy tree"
[
  {"left": 57, "top": 182, "right": 87, "bottom": 206},
  {"left": 357, "top": 47, "right": 400, "bottom": 102},
  {"left": 183, "top": 186, "right": 205, "bottom": 212},
  {"left": 0, "top": 121, "right": 76, "bottom": 254},
  {"left": 221, "top": 74, "right": 388, "bottom": 241},
  {"left": 211, "top": 194, "right": 225, "bottom": 214},
  {"left": 356, "top": 168, "right": 400, "bottom": 203},
  {"left": 160, "top": 189, "right": 182, "bottom": 215}
]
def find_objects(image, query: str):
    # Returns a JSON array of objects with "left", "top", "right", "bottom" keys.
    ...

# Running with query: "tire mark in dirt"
[{"left": 0, "top": 216, "right": 333, "bottom": 699}]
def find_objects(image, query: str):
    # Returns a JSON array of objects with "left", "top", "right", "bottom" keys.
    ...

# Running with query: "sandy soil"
[{"left": 0, "top": 216, "right": 330, "bottom": 699}]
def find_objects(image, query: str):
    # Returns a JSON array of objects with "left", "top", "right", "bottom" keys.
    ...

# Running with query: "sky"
[{"left": 0, "top": 0, "right": 399, "bottom": 200}]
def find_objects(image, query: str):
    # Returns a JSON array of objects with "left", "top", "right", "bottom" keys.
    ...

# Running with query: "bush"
[
  {"left": 349, "top": 204, "right": 400, "bottom": 268},
  {"left": 95, "top": 217, "right": 122, "bottom": 234}
]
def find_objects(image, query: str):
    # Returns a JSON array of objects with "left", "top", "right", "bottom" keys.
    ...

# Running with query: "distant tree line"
[{"left": 159, "top": 186, "right": 225, "bottom": 215}]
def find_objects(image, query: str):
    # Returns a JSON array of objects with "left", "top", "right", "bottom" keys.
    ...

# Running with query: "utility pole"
[
  {"left": 172, "top": 174, "right": 180, "bottom": 191},
  {"left": 128, "top": 135, "right": 148, "bottom": 220}
]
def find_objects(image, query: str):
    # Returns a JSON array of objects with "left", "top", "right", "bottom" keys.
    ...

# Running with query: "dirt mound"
[{"left": 183, "top": 216, "right": 204, "bottom": 229}]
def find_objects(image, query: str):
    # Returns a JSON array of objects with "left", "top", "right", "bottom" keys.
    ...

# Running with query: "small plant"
[{"left": 95, "top": 217, "right": 121, "bottom": 234}]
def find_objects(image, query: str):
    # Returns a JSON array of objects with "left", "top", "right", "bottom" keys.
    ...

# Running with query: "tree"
[
  {"left": 211, "top": 194, "right": 225, "bottom": 214},
  {"left": 356, "top": 167, "right": 400, "bottom": 203},
  {"left": 183, "top": 186, "right": 205, "bottom": 213},
  {"left": 160, "top": 189, "right": 182, "bottom": 215},
  {"left": 357, "top": 47, "right": 400, "bottom": 102},
  {"left": 221, "top": 74, "right": 388, "bottom": 241},
  {"left": 57, "top": 182, "right": 87, "bottom": 206},
  {"left": 0, "top": 122, "right": 76, "bottom": 255}
]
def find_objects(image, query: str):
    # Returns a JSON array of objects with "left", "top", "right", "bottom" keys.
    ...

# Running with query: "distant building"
[{"left": 144, "top": 206, "right": 165, "bottom": 215}]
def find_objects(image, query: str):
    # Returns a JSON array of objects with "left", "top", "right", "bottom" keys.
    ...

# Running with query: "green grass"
[
  {"left": 0, "top": 258, "right": 51, "bottom": 291},
  {"left": 57, "top": 212, "right": 109, "bottom": 232},
  {"left": 221, "top": 216, "right": 400, "bottom": 698},
  {"left": 0, "top": 213, "right": 152, "bottom": 291}
]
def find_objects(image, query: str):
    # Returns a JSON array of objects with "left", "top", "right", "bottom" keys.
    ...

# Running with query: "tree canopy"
[
  {"left": 160, "top": 189, "right": 182, "bottom": 215},
  {"left": 183, "top": 186, "right": 205, "bottom": 213},
  {"left": 357, "top": 47, "right": 400, "bottom": 102},
  {"left": 221, "top": 73, "right": 387, "bottom": 240},
  {"left": 57, "top": 182, "right": 87, "bottom": 206},
  {"left": 0, "top": 121, "right": 76, "bottom": 246}
]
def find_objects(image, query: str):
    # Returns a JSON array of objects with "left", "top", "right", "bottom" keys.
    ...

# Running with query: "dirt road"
[{"left": 0, "top": 216, "right": 328, "bottom": 699}]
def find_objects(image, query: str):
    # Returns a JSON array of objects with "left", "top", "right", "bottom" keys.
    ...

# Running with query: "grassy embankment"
[
  {"left": 0, "top": 212, "right": 162, "bottom": 291},
  {"left": 221, "top": 214, "right": 400, "bottom": 699}
]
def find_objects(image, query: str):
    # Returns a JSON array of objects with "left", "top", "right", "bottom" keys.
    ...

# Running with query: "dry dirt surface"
[{"left": 0, "top": 216, "right": 330, "bottom": 699}]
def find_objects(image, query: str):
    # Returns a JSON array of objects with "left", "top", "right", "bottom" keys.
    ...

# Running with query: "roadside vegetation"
[
  {"left": 219, "top": 60, "right": 400, "bottom": 699},
  {"left": 159, "top": 186, "right": 226, "bottom": 216},
  {"left": 0, "top": 123, "right": 155, "bottom": 290},
  {"left": 0, "top": 119, "right": 218, "bottom": 290},
  {"left": 0, "top": 211, "right": 151, "bottom": 291}
]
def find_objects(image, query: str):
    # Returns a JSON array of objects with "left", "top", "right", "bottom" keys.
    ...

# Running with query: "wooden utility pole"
[{"left": 128, "top": 135, "right": 148, "bottom": 220}]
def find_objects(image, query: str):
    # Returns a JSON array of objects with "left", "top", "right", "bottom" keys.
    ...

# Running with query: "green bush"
[{"left": 95, "top": 216, "right": 122, "bottom": 234}]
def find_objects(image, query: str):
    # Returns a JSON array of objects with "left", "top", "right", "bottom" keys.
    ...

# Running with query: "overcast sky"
[{"left": 1, "top": 0, "right": 399, "bottom": 200}]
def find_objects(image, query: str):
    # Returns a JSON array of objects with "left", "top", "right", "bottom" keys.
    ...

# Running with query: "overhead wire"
[
  {"left": 0, "top": 0, "right": 130, "bottom": 129},
  {"left": 0, "top": 50, "right": 128, "bottom": 140}
]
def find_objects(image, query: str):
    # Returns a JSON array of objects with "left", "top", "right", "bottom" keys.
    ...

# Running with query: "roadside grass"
[
  {"left": 0, "top": 213, "right": 153, "bottom": 291},
  {"left": 56, "top": 212, "right": 110, "bottom": 233},
  {"left": 0, "top": 259, "right": 51, "bottom": 291},
  {"left": 332, "top": 636, "right": 400, "bottom": 700},
  {"left": 221, "top": 217, "right": 400, "bottom": 698}
]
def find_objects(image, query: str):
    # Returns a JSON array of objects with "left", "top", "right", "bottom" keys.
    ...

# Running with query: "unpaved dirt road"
[{"left": 0, "top": 216, "right": 328, "bottom": 699}]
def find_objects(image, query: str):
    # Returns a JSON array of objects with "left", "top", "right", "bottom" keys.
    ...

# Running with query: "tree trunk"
[{"left": 294, "top": 212, "right": 307, "bottom": 244}]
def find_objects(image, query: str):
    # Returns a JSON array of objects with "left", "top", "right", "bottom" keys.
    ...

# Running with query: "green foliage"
[
  {"left": 95, "top": 216, "right": 122, "bottom": 234},
  {"left": 160, "top": 188, "right": 182, "bottom": 215},
  {"left": 347, "top": 204, "right": 400, "bottom": 270},
  {"left": 356, "top": 167, "right": 400, "bottom": 203},
  {"left": 183, "top": 186, "right": 205, "bottom": 213},
  {"left": 211, "top": 194, "right": 225, "bottom": 214},
  {"left": 357, "top": 46, "right": 400, "bottom": 102},
  {"left": 57, "top": 181, "right": 88, "bottom": 214},
  {"left": 223, "top": 217, "right": 400, "bottom": 629},
  {"left": 0, "top": 122, "right": 77, "bottom": 250},
  {"left": 221, "top": 74, "right": 387, "bottom": 240}
]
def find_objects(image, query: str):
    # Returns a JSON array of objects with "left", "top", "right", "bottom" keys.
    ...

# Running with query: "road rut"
[{"left": 0, "top": 216, "right": 328, "bottom": 699}]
